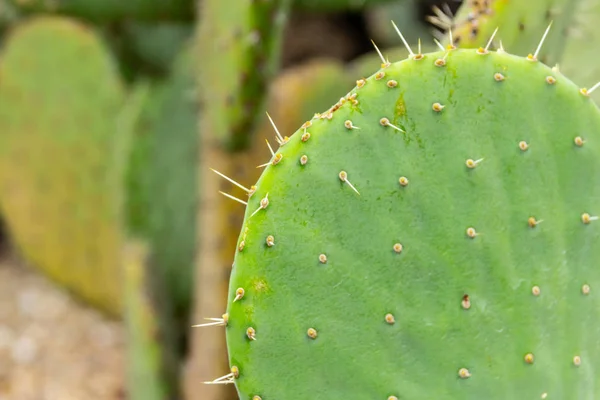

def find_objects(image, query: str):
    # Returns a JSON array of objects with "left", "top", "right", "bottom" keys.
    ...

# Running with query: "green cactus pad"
[
  {"left": 198, "top": 0, "right": 292, "bottom": 150},
  {"left": 8, "top": 0, "right": 193, "bottom": 22},
  {"left": 223, "top": 45, "right": 600, "bottom": 399},
  {"left": 0, "top": 16, "right": 129, "bottom": 314},
  {"left": 293, "top": 0, "right": 396, "bottom": 12}
]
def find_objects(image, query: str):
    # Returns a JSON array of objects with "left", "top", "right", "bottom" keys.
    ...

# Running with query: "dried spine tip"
[
  {"left": 432, "top": 102, "right": 445, "bottom": 112},
  {"left": 356, "top": 78, "right": 366, "bottom": 88},
  {"left": 375, "top": 71, "right": 385, "bottom": 80},
  {"left": 253, "top": 397, "right": 262, "bottom": 400},
  {"left": 234, "top": 288, "right": 245, "bottom": 302},
  {"left": 319, "top": 254, "right": 327, "bottom": 264},
  {"left": 461, "top": 294, "right": 471, "bottom": 310},
  {"left": 574, "top": 136, "right": 585, "bottom": 146},
  {"left": 398, "top": 176, "right": 409, "bottom": 187},
  {"left": 393, "top": 243, "right": 403, "bottom": 253},
  {"left": 238, "top": 240, "right": 245, "bottom": 252},
  {"left": 246, "top": 327, "right": 256, "bottom": 340},
  {"left": 387, "top": 80, "right": 398, "bottom": 88},
  {"left": 300, "top": 155, "right": 308, "bottom": 165},
  {"left": 266, "top": 235, "right": 275, "bottom": 247},
  {"left": 532, "top": 286, "right": 541, "bottom": 296},
  {"left": 385, "top": 313, "right": 395, "bottom": 324},
  {"left": 231, "top": 366, "right": 240, "bottom": 379},
  {"left": 582, "top": 284, "right": 590, "bottom": 295},
  {"left": 519, "top": 141, "right": 529, "bottom": 151},
  {"left": 573, "top": 356, "right": 582, "bottom": 366},
  {"left": 494, "top": 73, "right": 505, "bottom": 81},
  {"left": 546, "top": 76, "right": 556, "bottom": 84},
  {"left": 301, "top": 132, "right": 311, "bottom": 142},
  {"left": 458, "top": 368, "right": 471, "bottom": 379},
  {"left": 524, "top": 353, "right": 535, "bottom": 364},
  {"left": 581, "top": 213, "right": 598, "bottom": 224},
  {"left": 388, "top": 397, "right": 399, "bottom": 400},
  {"left": 466, "top": 227, "right": 477, "bottom": 238},
  {"left": 307, "top": 328, "right": 318, "bottom": 339}
]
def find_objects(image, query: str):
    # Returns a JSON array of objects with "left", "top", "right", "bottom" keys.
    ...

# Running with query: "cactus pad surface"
[
  {"left": 0, "top": 17, "right": 128, "bottom": 314},
  {"left": 222, "top": 42, "right": 600, "bottom": 399}
]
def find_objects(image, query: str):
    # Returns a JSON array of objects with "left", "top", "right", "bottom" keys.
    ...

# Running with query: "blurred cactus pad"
[
  {"left": 7, "top": 0, "right": 194, "bottom": 22},
  {"left": 0, "top": 16, "right": 131, "bottom": 314},
  {"left": 222, "top": 36, "right": 600, "bottom": 398}
]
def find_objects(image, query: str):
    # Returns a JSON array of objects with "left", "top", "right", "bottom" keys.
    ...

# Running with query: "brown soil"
[{"left": 0, "top": 253, "right": 125, "bottom": 400}]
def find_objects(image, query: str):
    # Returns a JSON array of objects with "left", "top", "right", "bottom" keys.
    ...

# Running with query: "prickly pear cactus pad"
[
  {"left": 0, "top": 16, "right": 128, "bottom": 314},
  {"left": 215, "top": 31, "right": 600, "bottom": 399}
]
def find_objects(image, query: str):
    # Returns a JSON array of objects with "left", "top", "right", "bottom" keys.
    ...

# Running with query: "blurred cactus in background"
[{"left": 0, "top": 16, "right": 131, "bottom": 315}]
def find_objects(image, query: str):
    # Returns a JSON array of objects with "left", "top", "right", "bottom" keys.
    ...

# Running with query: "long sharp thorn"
[
  {"left": 210, "top": 168, "right": 252, "bottom": 193},
  {"left": 587, "top": 81, "right": 600, "bottom": 94},
  {"left": 418, "top": 38, "right": 422, "bottom": 55},
  {"left": 192, "top": 321, "right": 224, "bottom": 328},
  {"left": 485, "top": 27, "right": 499, "bottom": 51},
  {"left": 371, "top": 39, "right": 389, "bottom": 66},
  {"left": 346, "top": 180, "right": 360, "bottom": 196},
  {"left": 250, "top": 193, "right": 269, "bottom": 218},
  {"left": 434, "top": 38, "right": 446, "bottom": 52},
  {"left": 265, "top": 112, "right": 284, "bottom": 144},
  {"left": 204, "top": 373, "right": 235, "bottom": 385},
  {"left": 449, "top": 29, "right": 454, "bottom": 48},
  {"left": 391, "top": 21, "right": 414, "bottom": 57},
  {"left": 534, "top": 21, "right": 553, "bottom": 59},
  {"left": 265, "top": 139, "right": 275, "bottom": 157},
  {"left": 218, "top": 191, "right": 248, "bottom": 206}
]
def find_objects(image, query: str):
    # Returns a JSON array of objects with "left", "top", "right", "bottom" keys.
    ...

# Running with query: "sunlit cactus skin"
[{"left": 205, "top": 24, "right": 600, "bottom": 399}]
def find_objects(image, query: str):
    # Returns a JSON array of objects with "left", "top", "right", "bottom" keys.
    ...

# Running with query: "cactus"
[
  {"left": 198, "top": 0, "right": 292, "bottom": 150},
  {"left": 120, "top": 21, "right": 194, "bottom": 75},
  {"left": 365, "top": 0, "right": 432, "bottom": 47},
  {"left": 445, "top": 1, "right": 567, "bottom": 61},
  {"left": 293, "top": 0, "right": 397, "bottom": 12},
  {"left": 0, "top": 16, "right": 140, "bottom": 315},
  {"left": 205, "top": 25, "right": 600, "bottom": 399},
  {"left": 124, "top": 240, "right": 175, "bottom": 400},
  {"left": 7, "top": 0, "right": 194, "bottom": 22},
  {"left": 347, "top": 41, "right": 439, "bottom": 81},
  {"left": 143, "top": 44, "right": 199, "bottom": 323},
  {"left": 445, "top": 0, "right": 600, "bottom": 102}
]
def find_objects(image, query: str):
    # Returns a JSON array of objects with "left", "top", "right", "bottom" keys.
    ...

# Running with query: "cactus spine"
[{"left": 205, "top": 23, "right": 600, "bottom": 399}]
